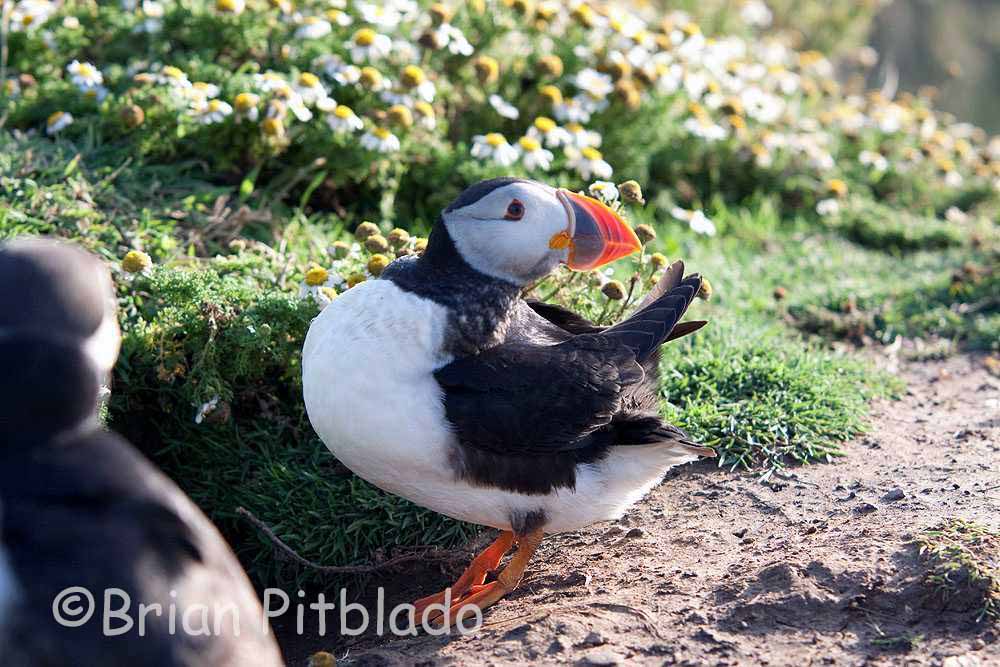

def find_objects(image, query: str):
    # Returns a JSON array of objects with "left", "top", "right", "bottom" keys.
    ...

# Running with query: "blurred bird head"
[
  {"left": 439, "top": 178, "right": 641, "bottom": 285},
  {"left": 0, "top": 239, "right": 119, "bottom": 439}
]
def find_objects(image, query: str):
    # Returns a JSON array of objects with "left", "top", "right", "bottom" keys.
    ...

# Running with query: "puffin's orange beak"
[{"left": 550, "top": 190, "right": 641, "bottom": 271}]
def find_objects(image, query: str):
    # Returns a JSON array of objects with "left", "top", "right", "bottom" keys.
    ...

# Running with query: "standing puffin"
[
  {"left": 0, "top": 239, "right": 283, "bottom": 666},
  {"left": 303, "top": 177, "right": 713, "bottom": 624}
]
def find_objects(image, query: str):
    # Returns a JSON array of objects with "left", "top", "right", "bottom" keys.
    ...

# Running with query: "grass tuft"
[
  {"left": 917, "top": 519, "right": 1000, "bottom": 623},
  {"left": 659, "top": 322, "right": 899, "bottom": 471}
]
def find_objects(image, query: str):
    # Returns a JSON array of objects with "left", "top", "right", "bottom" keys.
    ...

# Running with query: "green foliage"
[
  {"left": 659, "top": 322, "right": 896, "bottom": 471},
  {"left": 835, "top": 199, "right": 964, "bottom": 253},
  {"left": 917, "top": 519, "right": 1000, "bottom": 623}
]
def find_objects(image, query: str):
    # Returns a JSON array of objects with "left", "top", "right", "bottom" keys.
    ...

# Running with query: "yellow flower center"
[
  {"left": 21, "top": 14, "right": 34, "bottom": 26},
  {"left": 299, "top": 72, "right": 319, "bottom": 87},
  {"left": 414, "top": 101, "right": 434, "bottom": 117},
  {"left": 566, "top": 122, "right": 583, "bottom": 133},
  {"left": 582, "top": 147, "right": 602, "bottom": 160},
  {"left": 373, "top": 127, "right": 392, "bottom": 139},
  {"left": 216, "top": 0, "right": 239, "bottom": 12},
  {"left": 334, "top": 104, "right": 353, "bottom": 118},
  {"left": 122, "top": 250, "right": 152, "bottom": 274},
  {"left": 162, "top": 66, "right": 184, "bottom": 80},
  {"left": 826, "top": 178, "right": 848, "bottom": 197},
  {"left": 518, "top": 136, "right": 541, "bottom": 151},
  {"left": 485, "top": 133, "right": 506, "bottom": 147},
  {"left": 401, "top": 65, "right": 426, "bottom": 87},
  {"left": 681, "top": 22, "right": 700, "bottom": 37},
  {"left": 354, "top": 28, "right": 377, "bottom": 46},
  {"left": 539, "top": 85, "right": 562, "bottom": 105},
  {"left": 533, "top": 116, "right": 556, "bottom": 133},
  {"left": 304, "top": 266, "right": 329, "bottom": 286},
  {"left": 234, "top": 92, "right": 258, "bottom": 111},
  {"left": 319, "top": 286, "right": 338, "bottom": 301},
  {"left": 47, "top": 111, "right": 64, "bottom": 126},
  {"left": 359, "top": 67, "right": 382, "bottom": 88},
  {"left": 78, "top": 63, "right": 96, "bottom": 78},
  {"left": 208, "top": 100, "right": 223, "bottom": 112},
  {"left": 262, "top": 117, "right": 284, "bottom": 136}
]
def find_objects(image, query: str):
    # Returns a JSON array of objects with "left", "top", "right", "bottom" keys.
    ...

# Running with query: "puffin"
[
  {"left": 0, "top": 239, "right": 283, "bottom": 666},
  {"left": 302, "top": 177, "right": 713, "bottom": 626}
]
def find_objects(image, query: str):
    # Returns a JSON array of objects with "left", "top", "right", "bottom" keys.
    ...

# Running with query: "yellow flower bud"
[
  {"left": 367, "top": 254, "right": 390, "bottom": 276},
  {"left": 120, "top": 104, "right": 145, "bottom": 128},
  {"left": 365, "top": 234, "right": 390, "bottom": 254},
  {"left": 122, "top": 250, "right": 152, "bottom": 274},
  {"left": 650, "top": 252, "right": 667, "bottom": 269},
  {"left": 602, "top": 280, "right": 626, "bottom": 300},
  {"left": 618, "top": 180, "right": 645, "bottom": 205},
  {"left": 634, "top": 224, "right": 656, "bottom": 245},
  {"left": 388, "top": 104, "right": 413, "bottom": 128},
  {"left": 354, "top": 221, "right": 380, "bottom": 241},
  {"left": 387, "top": 228, "right": 410, "bottom": 248},
  {"left": 304, "top": 265, "right": 329, "bottom": 286},
  {"left": 473, "top": 56, "right": 499, "bottom": 85}
]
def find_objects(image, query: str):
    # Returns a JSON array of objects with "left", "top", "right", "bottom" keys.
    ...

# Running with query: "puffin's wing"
[{"left": 434, "top": 335, "right": 644, "bottom": 456}]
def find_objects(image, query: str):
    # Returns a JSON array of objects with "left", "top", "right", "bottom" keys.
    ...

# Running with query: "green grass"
[{"left": 917, "top": 519, "right": 1000, "bottom": 623}]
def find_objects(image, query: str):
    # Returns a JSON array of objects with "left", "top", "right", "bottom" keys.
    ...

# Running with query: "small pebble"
[{"left": 882, "top": 488, "right": 905, "bottom": 502}]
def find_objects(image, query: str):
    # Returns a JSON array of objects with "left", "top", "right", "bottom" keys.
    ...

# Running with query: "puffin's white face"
[{"left": 442, "top": 179, "right": 641, "bottom": 285}]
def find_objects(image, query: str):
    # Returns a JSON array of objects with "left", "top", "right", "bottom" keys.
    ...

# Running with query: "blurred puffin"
[
  {"left": 303, "top": 177, "right": 713, "bottom": 625},
  {"left": 0, "top": 239, "right": 283, "bottom": 666}
]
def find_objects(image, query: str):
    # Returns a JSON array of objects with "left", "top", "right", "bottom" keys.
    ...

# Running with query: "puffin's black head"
[
  {"left": 0, "top": 239, "right": 120, "bottom": 375},
  {"left": 437, "top": 177, "right": 641, "bottom": 285}
]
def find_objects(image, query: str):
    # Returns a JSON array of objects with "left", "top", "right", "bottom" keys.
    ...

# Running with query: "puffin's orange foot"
[
  {"left": 418, "top": 527, "right": 544, "bottom": 631},
  {"left": 411, "top": 531, "right": 514, "bottom": 622}
]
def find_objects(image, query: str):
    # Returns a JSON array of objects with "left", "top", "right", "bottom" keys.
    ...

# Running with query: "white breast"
[{"left": 302, "top": 280, "right": 461, "bottom": 505}]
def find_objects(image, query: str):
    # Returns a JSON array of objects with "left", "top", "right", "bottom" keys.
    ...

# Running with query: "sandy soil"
[{"left": 277, "top": 354, "right": 999, "bottom": 666}]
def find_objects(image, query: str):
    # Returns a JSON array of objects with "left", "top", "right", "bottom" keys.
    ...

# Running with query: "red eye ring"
[{"left": 504, "top": 199, "right": 525, "bottom": 220}]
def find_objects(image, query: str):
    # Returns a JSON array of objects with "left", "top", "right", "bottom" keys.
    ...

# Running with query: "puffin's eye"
[{"left": 504, "top": 199, "right": 525, "bottom": 220}]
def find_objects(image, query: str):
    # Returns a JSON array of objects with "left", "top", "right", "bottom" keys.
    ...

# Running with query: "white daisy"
[
  {"left": 740, "top": 0, "right": 772, "bottom": 27},
  {"left": 567, "top": 147, "right": 613, "bottom": 180},
  {"left": 326, "top": 104, "right": 364, "bottom": 133},
  {"left": 671, "top": 207, "right": 717, "bottom": 235},
  {"left": 683, "top": 116, "right": 727, "bottom": 141},
  {"left": 527, "top": 116, "right": 572, "bottom": 148},
  {"left": 574, "top": 68, "right": 614, "bottom": 99},
  {"left": 295, "top": 16, "right": 332, "bottom": 40},
  {"left": 489, "top": 94, "right": 520, "bottom": 120},
  {"left": 859, "top": 150, "right": 889, "bottom": 172},
  {"left": 565, "top": 123, "right": 602, "bottom": 149},
  {"left": 361, "top": 127, "right": 401, "bottom": 153},
  {"left": 10, "top": 0, "right": 55, "bottom": 31},
  {"left": 517, "top": 136, "right": 554, "bottom": 171},
  {"left": 471, "top": 133, "right": 519, "bottom": 167},
  {"left": 234, "top": 92, "right": 260, "bottom": 122},
  {"left": 46, "top": 111, "right": 74, "bottom": 135},
  {"left": 66, "top": 60, "right": 103, "bottom": 89},
  {"left": 156, "top": 65, "right": 192, "bottom": 88},
  {"left": 349, "top": 28, "right": 393, "bottom": 62},
  {"left": 195, "top": 99, "right": 233, "bottom": 124},
  {"left": 294, "top": 72, "right": 328, "bottom": 105},
  {"left": 815, "top": 198, "right": 840, "bottom": 217},
  {"left": 553, "top": 97, "right": 593, "bottom": 124},
  {"left": 588, "top": 181, "right": 619, "bottom": 203}
]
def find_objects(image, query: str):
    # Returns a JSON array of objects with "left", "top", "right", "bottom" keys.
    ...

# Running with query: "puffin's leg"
[
  {"left": 412, "top": 530, "right": 515, "bottom": 620},
  {"left": 424, "top": 527, "right": 544, "bottom": 629}
]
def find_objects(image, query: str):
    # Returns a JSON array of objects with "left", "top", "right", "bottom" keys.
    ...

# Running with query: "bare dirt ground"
[{"left": 279, "top": 354, "right": 999, "bottom": 666}]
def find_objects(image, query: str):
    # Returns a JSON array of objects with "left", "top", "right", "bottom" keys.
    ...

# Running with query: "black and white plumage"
[
  {"left": 303, "top": 178, "right": 712, "bottom": 537},
  {"left": 0, "top": 240, "right": 283, "bottom": 666}
]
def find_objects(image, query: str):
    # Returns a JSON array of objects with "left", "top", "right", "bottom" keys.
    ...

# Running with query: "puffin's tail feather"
[
  {"left": 601, "top": 273, "right": 703, "bottom": 363},
  {"left": 611, "top": 413, "right": 716, "bottom": 457}
]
